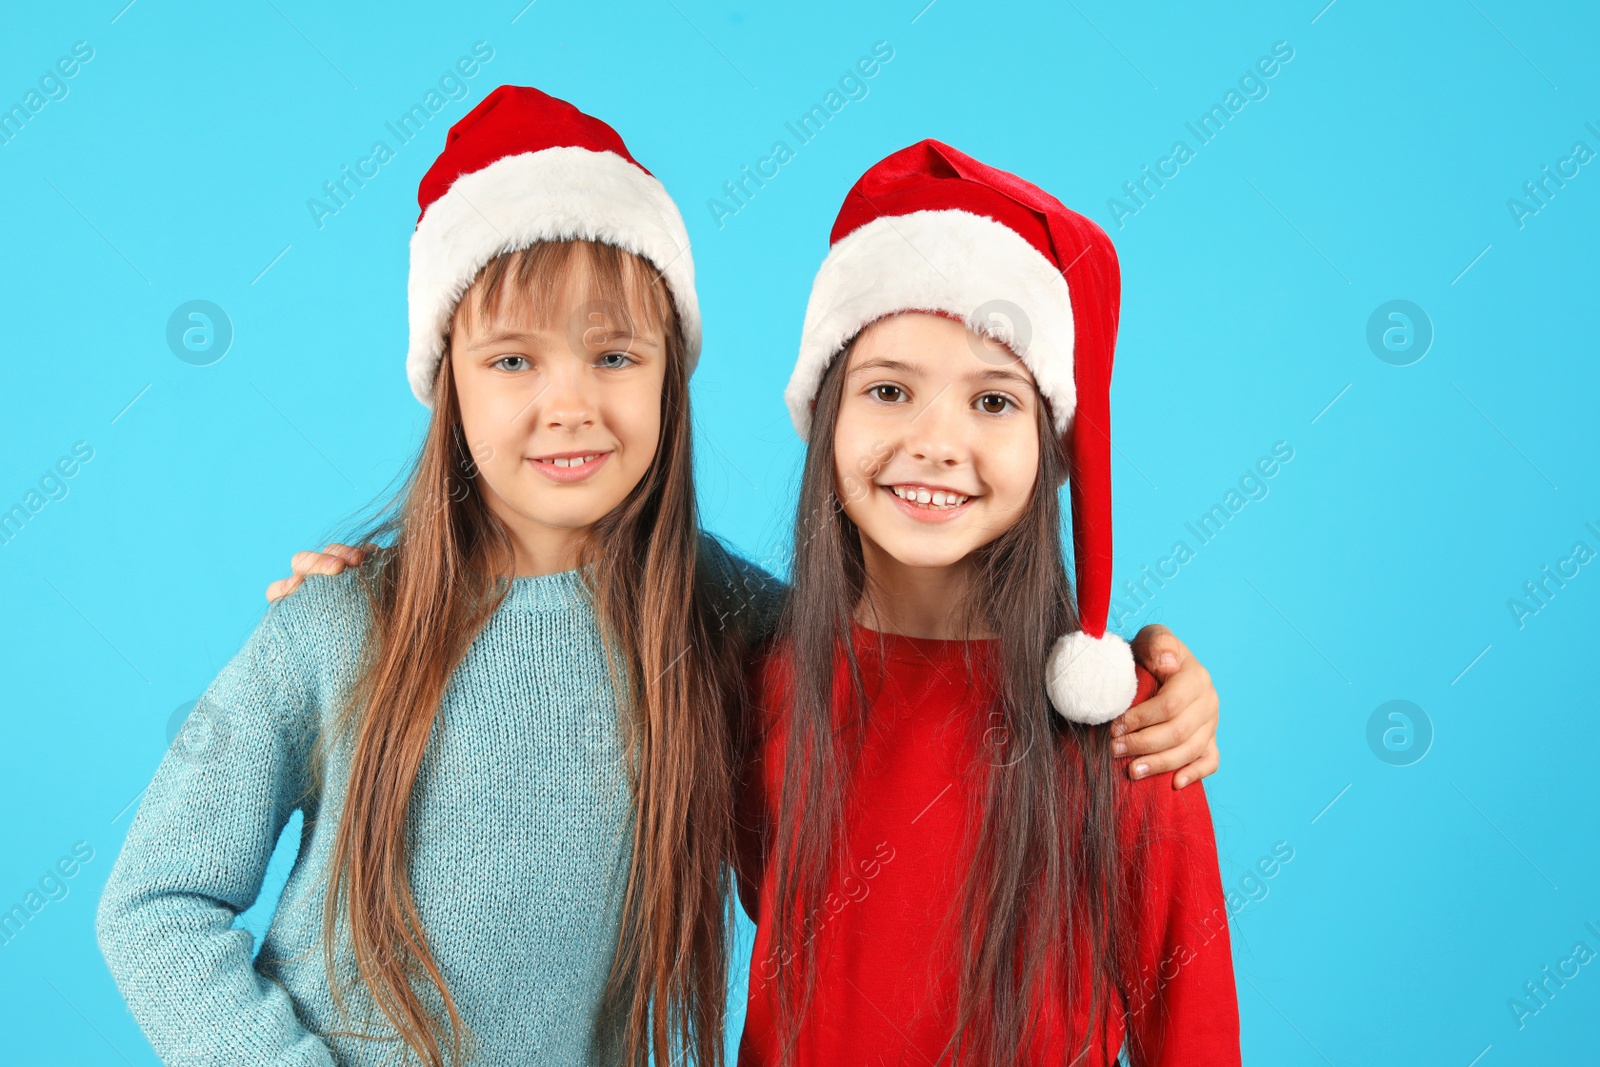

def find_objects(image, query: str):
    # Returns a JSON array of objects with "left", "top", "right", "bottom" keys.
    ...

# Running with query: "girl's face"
[
  {"left": 450, "top": 260, "right": 666, "bottom": 565},
  {"left": 833, "top": 311, "right": 1042, "bottom": 571}
]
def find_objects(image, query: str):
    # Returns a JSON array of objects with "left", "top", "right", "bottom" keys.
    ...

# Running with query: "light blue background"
[{"left": 2, "top": 1, "right": 1596, "bottom": 1063}]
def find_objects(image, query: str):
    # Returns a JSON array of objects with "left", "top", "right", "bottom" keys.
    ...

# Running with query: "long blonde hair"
[{"left": 308, "top": 240, "right": 747, "bottom": 1066}]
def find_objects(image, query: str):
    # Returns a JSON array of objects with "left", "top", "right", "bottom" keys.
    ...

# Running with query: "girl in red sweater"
[{"left": 736, "top": 142, "right": 1241, "bottom": 1066}]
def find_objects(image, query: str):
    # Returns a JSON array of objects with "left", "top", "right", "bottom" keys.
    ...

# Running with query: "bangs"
[{"left": 453, "top": 239, "right": 676, "bottom": 345}]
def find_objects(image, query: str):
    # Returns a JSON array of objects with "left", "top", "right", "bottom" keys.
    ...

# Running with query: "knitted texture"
[{"left": 98, "top": 541, "right": 783, "bottom": 1066}]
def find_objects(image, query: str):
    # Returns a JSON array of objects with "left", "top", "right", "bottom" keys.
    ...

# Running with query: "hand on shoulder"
[
  {"left": 1111, "top": 625, "right": 1221, "bottom": 790},
  {"left": 265, "top": 542, "right": 374, "bottom": 603}
]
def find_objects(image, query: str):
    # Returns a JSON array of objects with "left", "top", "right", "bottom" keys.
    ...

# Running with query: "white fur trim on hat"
[
  {"left": 406, "top": 145, "right": 700, "bottom": 406},
  {"left": 785, "top": 208, "right": 1075, "bottom": 439},
  {"left": 1046, "top": 629, "right": 1137, "bottom": 725}
]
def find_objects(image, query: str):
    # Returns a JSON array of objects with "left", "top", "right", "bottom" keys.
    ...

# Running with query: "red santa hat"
[
  {"left": 406, "top": 85, "right": 700, "bottom": 406},
  {"left": 786, "top": 139, "right": 1136, "bottom": 725}
]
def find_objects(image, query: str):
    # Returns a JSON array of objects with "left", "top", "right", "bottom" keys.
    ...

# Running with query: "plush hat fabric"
[{"left": 405, "top": 85, "right": 700, "bottom": 406}]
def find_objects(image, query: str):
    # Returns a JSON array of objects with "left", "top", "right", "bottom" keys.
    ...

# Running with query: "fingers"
[
  {"left": 1131, "top": 623, "right": 1190, "bottom": 680},
  {"left": 1115, "top": 663, "right": 1206, "bottom": 735},
  {"left": 328, "top": 542, "right": 373, "bottom": 565},
  {"left": 1119, "top": 666, "right": 1217, "bottom": 747},
  {"left": 1117, "top": 697, "right": 1213, "bottom": 759},
  {"left": 1118, "top": 718, "right": 1215, "bottom": 782},
  {"left": 290, "top": 549, "right": 354, "bottom": 579},
  {"left": 1173, "top": 741, "right": 1221, "bottom": 789},
  {"left": 276, "top": 543, "right": 366, "bottom": 602},
  {"left": 1113, "top": 634, "right": 1223, "bottom": 787},
  {"left": 1112, "top": 651, "right": 1219, "bottom": 783},
  {"left": 266, "top": 574, "right": 304, "bottom": 603}
]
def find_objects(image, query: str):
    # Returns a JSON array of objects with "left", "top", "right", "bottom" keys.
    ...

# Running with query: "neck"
[
  {"left": 485, "top": 491, "right": 586, "bottom": 578},
  {"left": 854, "top": 537, "right": 993, "bottom": 640},
  {"left": 507, "top": 526, "right": 583, "bottom": 577}
]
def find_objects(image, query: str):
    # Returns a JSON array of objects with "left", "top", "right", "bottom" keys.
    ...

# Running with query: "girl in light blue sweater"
[
  {"left": 99, "top": 85, "right": 1221, "bottom": 1067},
  {"left": 97, "top": 85, "right": 781, "bottom": 1067}
]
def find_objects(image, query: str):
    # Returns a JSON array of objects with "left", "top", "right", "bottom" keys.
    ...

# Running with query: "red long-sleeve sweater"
[{"left": 734, "top": 622, "right": 1240, "bottom": 1066}]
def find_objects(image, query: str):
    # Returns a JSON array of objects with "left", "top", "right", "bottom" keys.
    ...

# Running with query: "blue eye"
[
  {"left": 596, "top": 351, "right": 634, "bottom": 369},
  {"left": 493, "top": 355, "right": 530, "bottom": 372}
]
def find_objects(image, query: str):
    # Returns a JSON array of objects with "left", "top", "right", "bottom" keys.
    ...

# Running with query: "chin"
[
  {"left": 864, "top": 532, "right": 976, "bottom": 571},
  {"left": 517, "top": 493, "right": 618, "bottom": 532}
]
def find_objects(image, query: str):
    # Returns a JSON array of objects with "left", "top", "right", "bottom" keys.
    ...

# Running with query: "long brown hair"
[
  {"left": 767, "top": 344, "right": 1140, "bottom": 1065},
  {"left": 307, "top": 240, "right": 747, "bottom": 1067}
]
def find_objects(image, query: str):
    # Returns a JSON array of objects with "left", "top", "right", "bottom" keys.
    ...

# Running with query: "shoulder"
[
  {"left": 255, "top": 560, "right": 375, "bottom": 698},
  {"left": 178, "top": 564, "right": 373, "bottom": 754},
  {"left": 267, "top": 562, "right": 373, "bottom": 643},
  {"left": 1115, "top": 767, "right": 1218, "bottom": 861},
  {"left": 1113, "top": 665, "right": 1216, "bottom": 832},
  {"left": 696, "top": 531, "right": 790, "bottom": 643}
]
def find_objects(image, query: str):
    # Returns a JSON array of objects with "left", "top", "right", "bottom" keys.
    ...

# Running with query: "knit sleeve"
[
  {"left": 96, "top": 596, "right": 338, "bottom": 1067},
  {"left": 1116, "top": 687, "right": 1242, "bottom": 1065},
  {"left": 696, "top": 531, "right": 789, "bottom": 646}
]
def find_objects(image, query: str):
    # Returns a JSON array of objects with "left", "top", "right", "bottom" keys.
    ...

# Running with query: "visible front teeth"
[
  {"left": 550, "top": 454, "right": 600, "bottom": 468},
  {"left": 892, "top": 485, "right": 969, "bottom": 509}
]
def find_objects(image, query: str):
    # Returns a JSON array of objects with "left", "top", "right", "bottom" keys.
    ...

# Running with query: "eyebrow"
[
  {"left": 848, "top": 356, "right": 919, "bottom": 377},
  {"left": 583, "top": 329, "right": 660, "bottom": 349},
  {"left": 465, "top": 328, "right": 544, "bottom": 348},
  {"left": 465, "top": 327, "right": 661, "bottom": 350},
  {"left": 849, "top": 355, "right": 1035, "bottom": 390},
  {"left": 974, "top": 366, "right": 1035, "bottom": 389}
]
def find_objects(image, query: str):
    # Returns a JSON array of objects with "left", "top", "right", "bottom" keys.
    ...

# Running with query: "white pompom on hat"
[{"left": 786, "top": 139, "right": 1140, "bottom": 724}]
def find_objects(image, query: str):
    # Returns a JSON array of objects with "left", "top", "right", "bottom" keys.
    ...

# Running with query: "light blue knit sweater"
[{"left": 97, "top": 545, "right": 783, "bottom": 1066}]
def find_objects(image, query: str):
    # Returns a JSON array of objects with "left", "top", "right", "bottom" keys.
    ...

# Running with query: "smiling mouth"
[
  {"left": 886, "top": 483, "right": 975, "bottom": 511},
  {"left": 528, "top": 451, "right": 612, "bottom": 481}
]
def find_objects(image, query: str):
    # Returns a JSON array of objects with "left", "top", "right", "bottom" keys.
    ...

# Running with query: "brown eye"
[
  {"left": 979, "top": 394, "right": 1012, "bottom": 414},
  {"left": 871, "top": 384, "right": 904, "bottom": 403}
]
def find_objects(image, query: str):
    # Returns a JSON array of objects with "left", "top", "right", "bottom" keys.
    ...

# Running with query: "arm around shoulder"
[{"left": 696, "top": 531, "right": 790, "bottom": 646}]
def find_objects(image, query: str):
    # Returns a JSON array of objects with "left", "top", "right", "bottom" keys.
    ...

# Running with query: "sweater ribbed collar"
[{"left": 497, "top": 567, "right": 591, "bottom": 614}]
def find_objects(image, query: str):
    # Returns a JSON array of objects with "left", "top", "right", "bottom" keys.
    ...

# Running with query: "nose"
[
  {"left": 901, "top": 387, "right": 967, "bottom": 467},
  {"left": 534, "top": 361, "right": 596, "bottom": 433}
]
